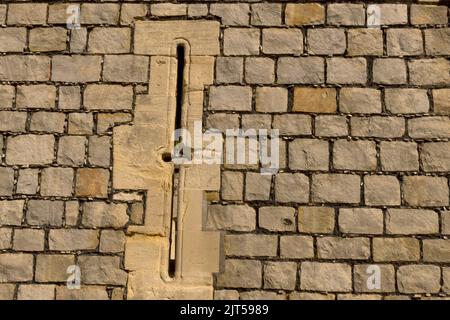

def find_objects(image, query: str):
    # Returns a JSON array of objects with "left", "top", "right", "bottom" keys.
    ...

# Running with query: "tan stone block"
[
  {"left": 70, "top": 28, "right": 87, "bottom": 53},
  {"left": 285, "top": 3, "right": 325, "bottom": 25},
  {"left": 0, "top": 167, "right": 13, "bottom": 196},
  {"left": 0, "top": 5, "right": 6, "bottom": 25},
  {"left": 423, "top": 240, "right": 450, "bottom": 262},
  {"left": 259, "top": 207, "right": 296, "bottom": 232},
  {"left": 52, "top": 56, "right": 101, "bottom": 82},
  {"left": 18, "top": 285, "right": 55, "bottom": 300},
  {"left": 85, "top": 85, "right": 134, "bottom": 110},
  {"left": 409, "top": 117, "right": 450, "bottom": 139},
  {"left": 245, "top": 57, "right": 274, "bottom": 84},
  {"left": 7, "top": 3, "right": 47, "bottom": 25},
  {"left": 273, "top": 114, "right": 312, "bottom": 136},
  {"left": 209, "top": 86, "right": 252, "bottom": 111},
  {"left": 16, "top": 169, "right": 38, "bottom": 195},
  {"left": 397, "top": 265, "right": 441, "bottom": 294},
  {"left": 425, "top": 28, "right": 450, "bottom": 55},
  {"left": 354, "top": 264, "right": 395, "bottom": 293},
  {"left": 298, "top": 206, "right": 335, "bottom": 234},
  {"left": 0, "top": 85, "right": 15, "bottom": 109},
  {"left": 289, "top": 139, "right": 329, "bottom": 170},
  {"left": 300, "top": 262, "right": 351, "bottom": 292},
  {"left": 188, "top": 4, "right": 208, "bottom": 18},
  {"left": 221, "top": 171, "right": 243, "bottom": 201},
  {"left": 373, "top": 238, "right": 420, "bottom": 262},
  {"left": 339, "top": 208, "right": 383, "bottom": 234},
  {"left": 385, "top": 88, "right": 429, "bottom": 114},
  {"left": 252, "top": 4, "right": 282, "bottom": 26},
  {"left": 82, "top": 202, "right": 128, "bottom": 228},
  {"left": 0, "top": 253, "right": 34, "bottom": 282},
  {"left": 216, "top": 259, "right": 261, "bottom": 289},
  {"left": 364, "top": 175, "right": 401, "bottom": 206},
  {"left": 347, "top": 28, "right": 383, "bottom": 56},
  {"left": 409, "top": 58, "right": 450, "bottom": 86},
  {"left": 224, "top": 234, "right": 277, "bottom": 257},
  {"left": 411, "top": 5, "right": 448, "bottom": 25},
  {"left": 0, "top": 201, "right": 24, "bottom": 226},
  {"left": 0, "top": 228, "right": 12, "bottom": 250},
  {"left": 308, "top": 28, "right": 346, "bottom": 55},
  {"left": 13, "top": 229, "right": 45, "bottom": 251},
  {"left": 103, "top": 55, "right": 149, "bottom": 83},
  {"left": 317, "top": 237, "right": 370, "bottom": 260},
  {"left": 422, "top": 142, "right": 450, "bottom": 172},
  {"left": 151, "top": 3, "right": 187, "bottom": 17},
  {"left": 97, "top": 113, "right": 132, "bottom": 134},
  {"left": 56, "top": 286, "right": 108, "bottom": 300},
  {"left": 68, "top": 113, "right": 93, "bottom": 135},
  {"left": 207, "top": 205, "right": 256, "bottom": 232},
  {"left": 41, "top": 168, "right": 74, "bottom": 197},
  {"left": 387, "top": 209, "right": 439, "bottom": 235},
  {"left": 88, "top": 136, "right": 111, "bottom": 167},
  {"left": 262, "top": 28, "right": 302, "bottom": 55},
  {"left": 75, "top": 169, "right": 110, "bottom": 198},
  {"left": 387, "top": 29, "right": 423, "bottom": 56},
  {"left": 0, "top": 56, "right": 50, "bottom": 81},
  {"left": 27, "top": 200, "right": 63, "bottom": 227},
  {"left": 293, "top": 88, "right": 336, "bottom": 113},
  {"left": 340, "top": 88, "right": 381, "bottom": 114},
  {"left": 433, "top": 89, "right": 450, "bottom": 115},
  {"left": 59, "top": 86, "right": 81, "bottom": 110},
  {"left": 289, "top": 292, "right": 335, "bottom": 300},
  {"left": 0, "top": 28, "right": 27, "bottom": 52},
  {"left": 29, "top": 28, "right": 67, "bottom": 52},
  {"left": 6, "top": 135, "right": 54, "bottom": 165},
  {"left": 278, "top": 57, "right": 324, "bottom": 84},
  {"left": 280, "top": 236, "right": 314, "bottom": 259},
  {"left": 16, "top": 85, "right": 56, "bottom": 109},
  {"left": 264, "top": 262, "right": 297, "bottom": 290},
  {"left": 337, "top": 294, "right": 382, "bottom": 300},
  {"left": 373, "top": 4, "right": 408, "bottom": 25},
  {"left": 48, "top": 3, "right": 78, "bottom": 24},
  {"left": 327, "top": 3, "right": 365, "bottom": 26},
  {"left": 380, "top": 142, "right": 419, "bottom": 172},
  {"left": 315, "top": 115, "right": 348, "bottom": 137},
  {"left": 373, "top": 58, "right": 407, "bottom": 84},
  {"left": 65, "top": 201, "right": 79, "bottom": 226},
  {"left": 333, "top": 140, "right": 377, "bottom": 171},
  {"left": 312, "top": 174, "right": 361, "bottom": 204},
  {"left": 210, "top": 4, "right": 249, "bottom": 26},
  {"left": 403, "top": 176, "right": 449, "bottom": 207},
  {"left": 80, "top": 3, "right": 120, "bottom": 24},
  {"left": 89, "top": 28, "right": 131, "bottom": 54},
  {"left": 120, "top": 4, "right": 148, "bottom": 25},
  {"left": 275, "top": 173, "right": 309, "bottom": 203},
  {"left": 327, "top": 58, "right": 367, "bottom": 84},
  {"left": 57, "top": 136, "right": 86, "bottom": 166},
  {"left": 78, "top": 256, "right": 127, "bottom": 286},
  {"left": 214, "top": 290, "right": 239, "bottom": 300},
  {"left": 49, "top": 229, "right": 99, "bottom": 251},
  {"left": 0, "top": 111, "right": 25, "bottom": 132},
  {"left": 224, "top": 28, "right": 260, "bottom": 56},
  {"left": 35, "top": 254, "right": 75, "bottom": 282},
  {"left": 30, "top": 112, "right": 65, "bottom": 133},
  {"left": 351, "top": 116, "right": 405, "bottom": 138}
]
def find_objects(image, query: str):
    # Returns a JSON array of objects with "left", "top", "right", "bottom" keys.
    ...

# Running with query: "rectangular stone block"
[
  {"left": 89, "top": 28, "right": 131, "bottom": 54},
  {"left": 285, "top": 3, "right": 325, "bottom": 25},
  {"left": 52, "top": 56, "right": 102, "bottom": 82},
  {"left": 29, "top": 27, "right": 67, "bottom": 52},
  {"left": 351, "top": 116, "right": 405, "bottom": 138},
  {"left": 397, "top": 265, "right": 440, "bottom": 294},
  {"left": 333, "top": 140, "right": 377, "bottom": 171},
  {"left": 82, "top": 202, "right": 128, "bottom": 228},
  {"left": 103, "top": 55, "right": 149, "bottom": 83},
  {"left": 27, "top": 200, "right": 64, "bottom": 227},
  {"left": 280, "top": 236, "right": 314, "bottom": 259},
  {"left": 207, "top": 205, "right": 256, "bottom": 232},
  {"left": 423, "top": 240, "right": 450, "bottom": 262},
  {"left": 216, "top": 260, "right": 261, "bottom": 289},
  {"left": 0, "top": 253, "right": 34, "bottom": 282},
  {"left": 387, "top": 209, "right": 439, "bottom": 235},
  {"left": 224, "top": 234, "right": 277, "bottom": 257},
  {"left": 277, "top": 57, "right": 324, "bottom": 84},
  {"left": 84, "top": 85, "right": 133, "bottom": 111},
  {"left": 403, "top": 176, "right": 449, "bottom": 207},
  {"left": 339, "top": 208, "right": 383, "bottom": 235},
  {"left": 209, "top": 86, "right": 252, "bottom": 111},
  {"left": 298, "top": 206, "right": 335, "bottom": 234},
  {"left": 0, "top": 56, "right": 50, "bottom": 81},
  {"left": 80, "top": 3, "right": 120, "bottom": 24},
  {"left": 373, "top": 238, "right": 420, "bottom": 262},
  {"left": 0, "top": 200, "right": 25, "bottom": 226},
  {"left": 0, "top": 111, "right": 27, "bottom": 132},
  {"left": 422, "top": 142, "right": 450, "bottom": 172},
  {"left": 0, "top": 28, "right": 27, "bottom": 52},
  {"left": 293, "top": 88, "right": 336, "bottom": 113},
  {"left": 312, "top": 174, "right": 361, "bottom": 204},
  {"left": 317, "top": 237, "right": 370, "bottom": 260},
  {"left": 49, "top": 229, "right": 99, "bottom": 251},
  {"left": 16, "top": 85, "right": 56, "bottom": 109},
  {"left": 7, "top": 3, "right": 47, "bottom": 25},
  {"left": 300, "top": 262, "right": 351, "bottom": 292},
  {"left": 6, "top": 135, "right": 55, "bottom": 165}
]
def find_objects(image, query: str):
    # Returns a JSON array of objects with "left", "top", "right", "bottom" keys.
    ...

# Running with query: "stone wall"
[{"left": 0, "top": 0, "right": 449, "bottom": 300}]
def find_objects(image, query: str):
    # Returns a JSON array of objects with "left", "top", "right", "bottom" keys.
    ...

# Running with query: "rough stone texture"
[
  {"left": 339, "top": 208, "right": 383, "bottom": 235},
  {"left": 317, "top": 237, "right": 370, "bottom": 260},
  {"left": 312, "top": 174, "right": 360, "bottom": 204},
  {"left": 259, "top": 207, "right": 296, "bottom": 232},
  {"left": 387, "top": 209, "right": 439, "bottom": 235},
  {"left": 217, "top": 260, "right": 262, "bottom": 289},
  {"left": 380, "top": 142, "right": 419, "bottom": 172},
  {"left": 289, "top": 139, "right": 329, "bottom": 170},
  {"left": 75, "top": 169, "right": 110, "bottom": 198},
  {"left": 347, "top": 29, "right": 383, "bottom": 56},
  {"left": 35, "top": 254, "right": 75, "bottom": 282},
  {"left": 275, "top": 173, "right": 309, "bottom": 203},
  {"left": 264, "top": 262, "right": 297, "bottom": 290},
  {"left": 49, "top": 229, "right": 99, "bottom": 251},
  {"left": 225, "top": 234, "right": 277, "bottom": 257},
  {"left": 82, "top": 202, "right": 128, "bottom": 228},
  {"left": 327, "top": 58, "right": 367, "bottom": 84},
  {"left": 280, "top": 236, "right": 314, "bottom": 258},
  {"left": 0, "top": 253, "right": 34, "bottom": 282},
  {"left": 397, "top": 265, "right": 441, "bottom": 294},
  {"left": 27, "top": 200, "right": 64, "bottom": 227},
  {"left": 364, "top": 175, "right": 401, "bottom": 206},
  {"left": 422, "top": 142, "right": 450, "bottom": 172},
  {"left": 403, "top": 176, "right": 449, "bottom": 207},
  {"left": 385, "top": 89, "right": 429, "bottom": 114},
  {"left": 340, "top": 88, "right": 381, "bottom": 114},
  {"left": 300, "top": 262, "right": 351, "bottom": 292},
  {"left": 373, "top": 238, "right": 420, "bottom": 262},
  {"left": 333, "top": 140, "right": 377, "bottom": 171}
]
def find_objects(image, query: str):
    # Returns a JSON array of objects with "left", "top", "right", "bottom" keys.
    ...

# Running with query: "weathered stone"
[
  {"left": 216, "top": 259, "right": 261, "bottom": 289},
  {"left": 290, "top": 292, "right": 335, "bottom": 300},
  {"left": 27, "top": 200, "right": 64, "bottom": 227},
  {"left": 333, "top": 140, "right": 377, "bottom": 171},
  {"left": 339, "top": 208, "right": 383, "bottom": 234},
  {"left": 409, "top": 58, "right": 450, "bottom": 86},
  {"left": 70, "top": 28, "right": 87, "bottom": 53},
  {"left": 252, "top": 3, "right": 282, "bottom": 26},
  {"left": 6, "top": 135, "right": 54, "bottom": 165},
  {"left": 364, "top": 175, "right": 401, "bottom": 206},
  {"left": 300, "top": 262, "right": 351, "bottom": 292},
  {"left": 387, "top": 29, "right": 423, "bottom": 56},
  {"left": 293, "top": 88, "right": 336, "bottom": 113},
  {"left": 88, "top": 136, "right": 111, "bottom": 167},
  {"left": 327, "top": 3, "right": 365, "bottom": 26},
  {"left": 65, "top": 201, "right": 79, "bottom": 227},
  {"left": 351, "top": 116, "right": 405, "bottom": 138},
  {"left": 17, "top": 285, "right": 55, "bottom": 300},
  {"left": 425, "top": 28, "right": 450, "bottom": 55},
  {"left": 41, "top": 168, "right": 74, "bottom": 197},
  {"left": 52, "top": 56, "right": 101, "bottom": 83},
  {"left": 223, "top": 28, "right": 260, "bottom": 55},
  {"left": 347, "top": 28, "right": 383, "bottom": 56},
  {"left": 340, "top": 88, "right": 381, "bottom": 114},
  {"left": 103, "top": 55, "right": 149, "bottom": 83},
  {"left": 0, "top": 56, "right": 50, "bottom": 81},
  {"left": 13, "top": 229, "right": 44, "bottom": 251},
  {"left": 0, "top": 228, "right": 12, "bottom": 250},
  {"left": 0, "top": 201, "right": 24, "bottom": 226},
  {"left": 278, "top": 57, "right": 324, "bottom": 84},
  {"left": 308, "top": 28, "right": 346, "bottom": 55},
  {"left": 84, "top": 85, "right": 133, "bottom": 111},
  {"left": 264, "top": 262, "right": 297, "bottom": 290},
  {"left": 0, "top": 284, "right": 15, "bottom": 300},
  {"left": 56, "top": 286, "right": 109, "bottom": 300},
  {"left": 245, "top": 58, "right": 274, "bottom": 84},
  {"left": 298, "top": 207, "right": 335, "bottom": 234},
  {"left": 403, "top": 176, "right": 449, "bottom": 207},
  {"left": 373, "top": 4, "right": 408, "bottom": 25},
  {"left": 29, "top": 28, "right": 67, "bottom": 52},
  {"left": 411, "top": 5, "right": 448, "bottom": 25},
  {"left": 214, "top": 290, "right": 240, "bottom": 300},
  {"left": 59, "top": 86, "right": 81, "bottom": 110},
  {"left": 380, "top": 142, "right": 419, "bottom": 172},
  {"left": 319, "top": 237, "right": 370, "bottom": 260},
  {"left": 285, "top": 3, "right": 325, "bottom": 25},
  {"left": 373, "top": 58, "right": 407, "bottom": 84},
  {"left": 57, "top": 136, "right": 86, "bottom": 166},
  {"left": 433, "top": 89, "right": 450, "bottom": 115},
  {"left": 280, "top": 236, "right": 313, "bottom": 259},
  {"left": 221, "top": 171, "right": 243, "bottom": 201},
  {"left": 327, "top": 58, "right": 367, "bottom": 84},
  {"left": 0, "top": 85, "right": 15, "bottom": 108},
  {"left": 151, "top": 3, "right": 186, "bottom": 17},
  {"left": 89, "top": 28, "right": 131, "bottom": 54},
  {"left": 225, "top": 234, "right": 277, "bottom": 257},
  {"left": 354, "top": 264, "right": 395, "bottom": 293},
  {"left": 76, "top": 169, "right": 110, "bottom": 198},
  {"left": 35, "top": 254, "right": 75, "bottom": 282},
  {"left": 78, "top": 256, "right": 127, "bottom": 285},
  {"left": 387, "top": 209, "right": 439, "bottom": 235},
  {"left": 16, "top": 169, "right": 38, "bottom": 195},
  {"left": 207, "top": 205, "right": 256, "bottom": 232},
  {"left": 262, "top": 28, "right": 302, "bottom": 55},
  {"left": 210, "top": 4, "right": 249, "bottom": 26},
  {"left": 80, "top": 3, "right": 120, "bottom": 24},
  {"left": 242, "top": 114, "right": 272, "bottom": 131},
  {"left": 275, "top": 173, "right": 309, "bottom": 203},
  {"left": 0, "top": 168, "right": 13, "bottom": 196},
  {"left": 16, "top": 85, "right": 56, "bottom": 109},
  {"left": 422, "top": 142, "right": 450, "bottom": 172},
  {"left": 423, "top": 240, "right": 450, "bottom": 262},
  {"left": 312, "top": 174, "right": 361, "bottom": 204},
  {"left": 215, "top": 57, "right": 243, "bottom": 84},
  {"left": 259, "top": 207, "right": 296, "bottom": 232},
  {"left": 209, "top": 86, "right": 252, "bottom": 111},
  {"left": 289, "top": 139, "right": 329, "bottom": 170},
  {"left": 7, "top": 3, "right": 47, "bottom": 25},
  {"left": 245, "top": 173, "right": 271, "bottom": 201},
  {"left": 82, "top": 202, "right": 128, "bottom": 228},
  {"left": 49, "top": 229, "right": 99, "bottom": 251},
  {"left": 397, "top": 265, "right": 441, "bottom": 294},
  {"left": 120, "top": 4, "right": 148, "bottom": 25},
  {"left": 373, "top": 238, "right": 420, "bottom": 262},
  {"left": 273, "top": 114, "right": 312, "bottom": 136},
  {"left": 0, "top": 28, "right": 27, "bottom": 52},
  {"left": 409, "top": 117, "right": 450, "bottom": 139},
  {"left": 385, "top": 89, "right": 429, "bottom": 114},
  {"left": 0, "top": 111, "right": 27, "bottom": 132},
  {"left": 30, "top": 112, "right": 65, "bottom": 133},
  {"left": 315, "top": 115, "right": 348, "bottom": 137},
  {"left": 0, "top": 253, "right": 33, "bottom": 282}
]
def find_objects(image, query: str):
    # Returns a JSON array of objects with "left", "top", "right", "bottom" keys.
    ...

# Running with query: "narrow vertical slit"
[{"left": 168, "top": 45, "right": 185, "bottom": 278}]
